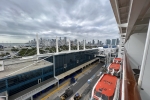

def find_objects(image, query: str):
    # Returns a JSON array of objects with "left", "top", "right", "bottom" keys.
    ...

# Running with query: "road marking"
[
  {"left": 97, "top": 72, "right": 102, "bottom": 76},
  {"left": 72, "top": 82, "right": 78, "bottom": 86},
  {"left": 70, "top": 83, "right": 89, "bottom": 100},
  {"left": 41, "top": 81, "right": 69, "bottom": 100},
  {"left": 41, "top": 63, "right": 98, "bottom": 100}
]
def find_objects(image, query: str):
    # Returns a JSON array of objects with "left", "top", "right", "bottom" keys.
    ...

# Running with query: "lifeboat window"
[
  {"left": 104, "top": 88, "right": 107, "bottom": 91},
  {"left": 99, "top": 88, "right": 103, "bottom": 92},
  {"left": 95, "top": 91, "right": 101, "bottom": 97}
]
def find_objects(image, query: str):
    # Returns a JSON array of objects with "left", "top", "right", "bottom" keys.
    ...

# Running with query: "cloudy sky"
[{"left": 0, "top": 0, "right": 119, "bottom": 43}]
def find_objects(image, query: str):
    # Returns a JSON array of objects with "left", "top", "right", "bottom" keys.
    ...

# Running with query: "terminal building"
[{"left": 0, "top": 38, "right": 99, "bottom": 100}]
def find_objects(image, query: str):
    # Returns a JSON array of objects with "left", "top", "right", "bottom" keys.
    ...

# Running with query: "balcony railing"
[{"left": 121, "top": 51, "right": 141, "bottom": 100}]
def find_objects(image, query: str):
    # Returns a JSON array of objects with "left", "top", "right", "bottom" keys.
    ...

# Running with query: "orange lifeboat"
[
  {"left": 91, "top": 58, "right": 121, "bottom": 100},
  {"left": 113, "top": 58, "right": 121, "bottom": 63},
  {"left": 109, "top": 63, "right": 120, "bottom": 72},
  {"left": 91, "top": 74, "right": 118, "bottom": 100},
  {"left": 108, "top": 58, "right": 121, "bottom": 73}
]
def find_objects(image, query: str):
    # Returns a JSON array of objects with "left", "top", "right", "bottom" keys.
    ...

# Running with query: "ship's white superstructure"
[{"left": 110, "top": 0, "right": 150, "bottom": 99}]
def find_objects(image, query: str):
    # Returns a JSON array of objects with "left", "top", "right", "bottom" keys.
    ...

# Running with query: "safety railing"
[{"left": 121, "top": 51, "right": 141, "bottom": 100}]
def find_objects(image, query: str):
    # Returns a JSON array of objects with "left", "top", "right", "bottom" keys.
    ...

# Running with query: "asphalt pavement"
[
  {"left": 67, "top": 63, "right": 104, "bottom": 100},
  {"left": 53, "top": 62, "right": 104, "bottom": 100}
]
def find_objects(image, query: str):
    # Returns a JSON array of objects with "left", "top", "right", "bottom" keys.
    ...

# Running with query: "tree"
[
  {"left": 11, "top": 48, "right": 19, "bottom": 51},
  {"left": 6, "top": 52, "right": 10, "bottom": 55}
]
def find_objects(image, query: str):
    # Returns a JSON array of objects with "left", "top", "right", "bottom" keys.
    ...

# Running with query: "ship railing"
[
  {"left": 121, "top": 51, "right": 141, "bottom": 100},
  {"left": 113, "top": 79, "right": 120, "bottom": 100}
]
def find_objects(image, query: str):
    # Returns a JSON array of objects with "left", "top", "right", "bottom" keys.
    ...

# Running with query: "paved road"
[
  {"left": 67, "top": 63, "right": 104, "bottom": 100},
  {"left": 53, "top": 63, "right": 104, "bottom": 100},
  {"left": 80, "top": 69, "right": 103, "bottom": 100}
]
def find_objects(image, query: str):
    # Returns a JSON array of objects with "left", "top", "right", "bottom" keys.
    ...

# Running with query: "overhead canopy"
[
  {"left": 110, "top": 0, "right": 150, "bottom": 42},
  {"left": 56, "top": 58, "right": 99, "bottom": 80}
]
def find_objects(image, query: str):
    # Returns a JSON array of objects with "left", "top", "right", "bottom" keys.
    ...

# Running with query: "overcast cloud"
[{"left": 0, "top": 0, "right": 119, "bottom": 43}]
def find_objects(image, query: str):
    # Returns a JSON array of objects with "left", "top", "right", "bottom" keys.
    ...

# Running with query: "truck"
[{"left": 60, "top": 88, "right": 73, "bottom": 100}]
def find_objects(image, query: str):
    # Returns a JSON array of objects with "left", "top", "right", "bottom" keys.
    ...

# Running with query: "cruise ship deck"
[{"left": 110, "top": 0, "right": 150, "bottom": 100}]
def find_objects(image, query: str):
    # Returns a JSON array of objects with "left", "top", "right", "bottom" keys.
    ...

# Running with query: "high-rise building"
[
  {"left": 74, "top": 39, "right": 77, "bottom": 44},
  {"left": 100, "top": 41, "right": 102, "bottom": 46},
  {"left": 97, "top": 40, "right": 100, "bottom": 45},
  {"left": 92, "top": 39, "right": 95, "bottom": 45},
  {"left": 105, "top": 39, "right": 111, "bottom": 45},
  {"left": 112, "top": 39, "right": 116, "bottom": 45},
  {"left": 64, "top": 37, "right": 67, "bottom": 45},
  {"left": 116, "top": 38, "right": 119, "bottom": 45}
]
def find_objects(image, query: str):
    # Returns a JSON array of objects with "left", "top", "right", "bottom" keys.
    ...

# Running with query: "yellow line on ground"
[
  {"left": 75, "top": 64, "right": 94, "bottom": 78},
  {"left": 41, "top": 81, "right": 69, "bottom": 100},
  {"left": 41, "top": 62, "right": 98, "bottom": 100}
]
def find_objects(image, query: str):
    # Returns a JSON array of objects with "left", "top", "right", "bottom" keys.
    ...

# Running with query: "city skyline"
[
  {"left": 0, "top": 0, "right": 119, "bottom": 43},
  {"left": 27, "top": 37, "right": 119, "bottom": 46},
  {"left": 0, "top": 37, "right": 119, "bottom": 47}
]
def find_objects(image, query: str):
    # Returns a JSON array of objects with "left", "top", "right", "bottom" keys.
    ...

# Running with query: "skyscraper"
[
  {"left": 64, "top": 37, "right": 67, "bottom": 45},
  {"left": 97, "top": 40, "right": 100, "bottom": 45},
  {"left": 92, "top": 39, "right": 95, "bottom": 45},
  {"left": 116, "top": 38, "right": 119, "bottom": 45},
  {"left": 100, "top": 41, "right": 102, "bottom": 46},
  {"left": 112, "top": 39, "right": 116, "bottom": 45},
  {"left": 105, "top": 39, "right": 111, "bottom": 45},
  {"left": 74, "top": 39, "right": 77, "bottom": 44}
]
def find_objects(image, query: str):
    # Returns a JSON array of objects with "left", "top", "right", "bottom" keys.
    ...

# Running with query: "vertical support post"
[
  {"left": 138, "top": 20, "right": 150, "bottom": 88},
  {"left": 83, "top": 40, "right": 86, "bottom": 50},
  {"left": 36, "top": 33, "right": 40, "bottom": 56},
  {"left": 69, "top": 39, "right": 71, "bottom": 51},
  {"left": 118, "top": 34, "right": 122, "bottom": 58},
  {"left": 58, "top": 80, "right": 59, "bottom": 87},
  {"left": 121, "top": 54, "right": 125, "bottom": 100},
  {"left": 6, "top": 91, "right": 8, "bottom": 100},
  {"left": 53, "top": 54, "right": 55, "bottom": 77},
  {"left": 77, "top": 40, "right": 79, "bottom": 50},
  {"left": 56, "top": 37, "right": 58, "bottom": 53},
  {"left": 42, "top": 68, "right": 43, "bottom": 81},
  {"left": 31, "top": 96, "right": 33, "bottom": 100},
  {"left": 53, "top": 54, "right": 59, "bottom": 87}
]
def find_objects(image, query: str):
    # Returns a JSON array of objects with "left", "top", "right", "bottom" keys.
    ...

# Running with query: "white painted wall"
[
  {"left": 123, "top": 32, "right": 150, "bottom": 100},
  {"left": 118, "top": 35, "right": 125, "bottom": 58},
  {"left": 140, "top": 32, "right": 150, "bottom": 100},
  {"left": 125, "top": 33, "right": 147, "bottom": 69}
]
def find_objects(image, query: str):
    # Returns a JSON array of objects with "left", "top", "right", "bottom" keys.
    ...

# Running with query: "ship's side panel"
[
  {"left": 139, "top": 22, "right": 150, "bottom": 100},
  {"left": 125, "top": 33, "right": 147, "bottom": 69},
  {"left": 140, "top": 45, "right": 150, "bottom": 100}
]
